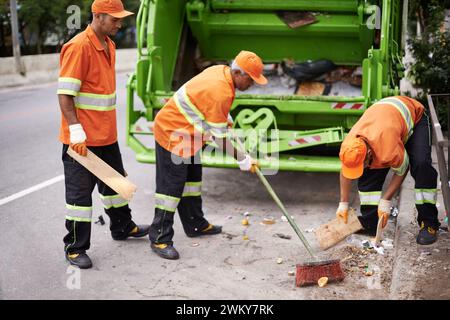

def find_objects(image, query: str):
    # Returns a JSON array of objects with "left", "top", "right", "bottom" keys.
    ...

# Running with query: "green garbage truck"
[{"left": 126, "top": 0, "right": 407, "bottom": 172}]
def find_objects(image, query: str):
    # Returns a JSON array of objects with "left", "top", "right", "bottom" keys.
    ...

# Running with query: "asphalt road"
[{"left": 0, "top": 73, "right": 362, "bottom": 300}]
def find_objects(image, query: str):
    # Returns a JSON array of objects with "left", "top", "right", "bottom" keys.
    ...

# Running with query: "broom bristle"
[{"left": 296, "top": 259, "right": 345, "bottom": 287}]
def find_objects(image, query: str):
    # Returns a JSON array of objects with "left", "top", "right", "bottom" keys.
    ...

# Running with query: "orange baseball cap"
[
  {"left": 234, "top": 50, "right": 268, "bottom": 85},
  {"left": 339, "top": 136, "right": 367, "bottom": 179},
  {"left": 92, "top": 0, "right": 134, "bottom": 18}
]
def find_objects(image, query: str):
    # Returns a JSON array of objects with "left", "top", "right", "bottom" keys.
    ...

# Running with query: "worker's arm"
[
  {"left": 214, "top": 136, "right": 258, "bottom": 172},
  {"left": 383, "top": 170, "right": 408, "bottom": 201},
  {"left": 214, "top": 137, "right": 246, "bottom": 161},
  {"left": 377, "top": 170, "right": 408, "bottom": 228},
  {"left": 58, "top": 94, "right": 87, "bottom": 156},
  {"left": 58, "top": 94, "right": 79, "bottom": 125},
  {"left": 336, "top": 172, "right": 353, "bottom": 223}
]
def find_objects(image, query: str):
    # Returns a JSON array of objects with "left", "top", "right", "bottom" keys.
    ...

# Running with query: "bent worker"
[
  {"left": 57, "top": 0, "right": 150, "bottom": 269},
  {"left": 149, "top": 50, "right": 267, "bottom": 260},
  {"left": 336, "top": 96, "right": 440, "bottom": 245}
]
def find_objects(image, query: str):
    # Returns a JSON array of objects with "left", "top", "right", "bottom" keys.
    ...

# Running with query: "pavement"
[{"left": 0, "top": 73, "right": 449, "bottom": 300}]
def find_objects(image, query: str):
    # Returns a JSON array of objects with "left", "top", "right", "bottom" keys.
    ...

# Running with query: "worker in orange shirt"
[
  {"left": 149, "top": 51, "right": 267, "bottom": 259},
  {"left": 57, "top": 0, "right": 149, "bottom": 269},
  {"left": 336, "top": 96, "right": 440, "bottom": 245}
]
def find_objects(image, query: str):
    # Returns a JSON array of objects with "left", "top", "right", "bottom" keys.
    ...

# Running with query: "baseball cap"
[
  {"left": 339, "top": 136, "right": 367, "bottom": 179},
  {"left": 92, "top": 0, "right": 134, "bottom": 18},
  {"left": 234, "top": 51, "right": 268, "bottom": 85}
]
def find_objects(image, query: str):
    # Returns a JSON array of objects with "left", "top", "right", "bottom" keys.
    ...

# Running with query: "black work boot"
[
  {"left": 112, "top": 224, "right": 150, "bottom": 240},
  {"left": 416, "top": 222, "right": 438, "bottom": 245},
  {"left": 150, "top": 243, "right": 179, "bottom": 260},
  {"left": 186, "top": 224, "right": 222, "bottom": 237},
  {"left": 66, "top": 252, "right": 93, "bottom": 269}
]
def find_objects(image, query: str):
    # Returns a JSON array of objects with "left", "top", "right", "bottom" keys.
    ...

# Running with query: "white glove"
[
  {"left": 378, "top": 199, "right": 391, "bottom": 214},
  {"left": 237, "top": 154, "right": 253, "bottom": 171},
  {"left": 336, "top": 202, "right": 349, "bottom": 223},
  {"left": 69, "top": 123, "right": 87, "bottom": 144},
  {"left": 378, "top": 199, "right": 391, "bottom": 228}
]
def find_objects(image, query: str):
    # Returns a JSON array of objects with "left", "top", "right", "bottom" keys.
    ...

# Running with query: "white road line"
[{"left": 0, "top": 175, "right": 64, "bottom": 206}]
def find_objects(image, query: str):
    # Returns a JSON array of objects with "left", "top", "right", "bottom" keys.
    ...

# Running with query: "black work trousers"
[
  {"left": 358, "top": 114, "right": 440, "bottom": 232},
  {"left": 62, "top": 143, "right": 136, "bottom": 254},
  {"left": 148, "top": 142, "right": 209, "bottom": 245}
]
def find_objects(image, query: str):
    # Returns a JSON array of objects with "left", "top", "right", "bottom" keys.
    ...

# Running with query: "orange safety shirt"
[
  {"left": 343, "top": 96, "right": 425, "bottom": 175},
  {"left": 57, "top": 25, "right": 117, "bottom": 146},
  {"left": 153, "top": 65, "right": 235, "bottom": 157}
]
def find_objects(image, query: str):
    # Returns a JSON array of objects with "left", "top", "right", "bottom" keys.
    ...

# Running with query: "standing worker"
[
  {"left": 149, "top": 51, "right": 267, "bottom": 260},
  {"left": 336, "top": 96, "right": 440, "bottom": 245},
  {"left": 57, "top": 0, "right": 150, "bottom": 269}
]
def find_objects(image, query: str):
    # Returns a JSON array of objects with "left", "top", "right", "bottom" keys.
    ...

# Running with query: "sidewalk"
[{"left": 389, "top": 155, "right": 450, "bottom": 299}]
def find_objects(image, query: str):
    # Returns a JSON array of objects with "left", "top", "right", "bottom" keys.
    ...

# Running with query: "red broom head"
[{"left": 296, "top": 259, "right": 345, "bottom": 287}]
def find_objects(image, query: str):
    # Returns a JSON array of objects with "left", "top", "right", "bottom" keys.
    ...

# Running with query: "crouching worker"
[{"left": 336, "top": 96, "right": 440, "bottom": 245}]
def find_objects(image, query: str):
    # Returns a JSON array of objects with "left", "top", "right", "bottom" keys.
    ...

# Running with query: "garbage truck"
[{"left": 126, "top": 0, "right": 407, "bottom": 172}]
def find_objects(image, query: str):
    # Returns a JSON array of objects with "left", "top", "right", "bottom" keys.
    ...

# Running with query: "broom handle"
[
  {"left": 231, "top": 134, "right": 316, "bottom": 258},
  {"left": 254, "top": 167, "right": 315, "bottom": 258}
]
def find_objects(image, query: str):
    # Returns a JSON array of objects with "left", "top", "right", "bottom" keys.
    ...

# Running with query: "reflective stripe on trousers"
[
  {"left": 100, "top": 194, "right": 128, "bottom": 209},
  {"left": 182, "top": 181, "right": 201, "bottom": 197},
  {"left": 155, "top": 193, "right": 180, "bottom": 212},
  {"left": 415, "top": 188, "right": 437, "bottom": 204},
  {"left": 359, "top": 191, "right": 382, "bottom": 206},
  {"left": 65, "top": 204, "right": 92, "bottom": 222}
]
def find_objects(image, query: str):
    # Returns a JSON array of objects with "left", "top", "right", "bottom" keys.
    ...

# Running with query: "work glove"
[
  {"left": 237, "top": 154, "right": 259, "bottom": 173},
  {"left": 336, "top": 202, "right": 349, "bottom": 224},
  {"left": 377, "top": 199, "right": 391, "bottom": 229},
  {"left": 69, "top": 123, "right": 87, "bottom": 157}
]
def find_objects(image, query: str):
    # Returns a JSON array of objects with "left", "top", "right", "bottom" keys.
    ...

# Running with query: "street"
[{"left": 0, "top": 73, "right": 448, "bottom": 300}]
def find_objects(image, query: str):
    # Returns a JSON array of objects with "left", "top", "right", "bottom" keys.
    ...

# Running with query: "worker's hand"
[
  {"left": 377, "top": 199, "right": 391, "bottom": 229},
  {"left": 69, "top": 123, "right": 87, "bottom": 157},
  {"left": 336, "top": 202, "right": 349, "bottom": 223},
  {"left": 237, "top": 154, "right": 259, "bottom": 172}
]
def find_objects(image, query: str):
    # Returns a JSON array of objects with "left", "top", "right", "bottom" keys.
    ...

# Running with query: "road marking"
[{"left": 0, "top": 175, "right": 64, "bottom": 206}]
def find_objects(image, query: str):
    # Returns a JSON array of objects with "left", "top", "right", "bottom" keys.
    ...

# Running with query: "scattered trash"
[
  {"left": 390, "top": 206, "right": 399, "bottom": 218},
  {"left": 223, "top": 233, "right": 236, "bottom": 240},
  {"left": 288, "top": 271, "right": 295, "bottom": 276},
  {"left": 95, "top": 215, "right": 105, "bottom": 225},
  {"left": 373, "top": 246, "right": 385, "bottom": 255},
  {"left": 281, "top": 59, "right": 336, "bottom": 82},
  {"left": 433, "top": 248, "right": 440, "bottom": 253},
  {"left": 243, "top": 212, "right": 251, "bottom": 217},
  {"left": 304, "top": 228, "right": 315, "bottom": 233},
  {"left": 274, "top": 233, "right": 292, "bottom": 240},
  {"left": 296, "top": 81, "right": 326, "bottom": 96},
  {"left": 276, "top": 258, "right": 283, "bottom": 264},
  {"left": 226, "top": 215, "right": 233, "bottom": 220},
  {"left": 281, "top": 216, "right": 288, "bottom": 222},
  {"left": 242, "top": 218, "right": 249, "bottom": 226},
  {"left": 277, "top": 11, "right": 317, "bottom": 29},
  {"left": 362, "top": 239, "right": 373, "bottom": 249},
  {"left": 262, "top": 217, "right": 276, "bottom": 225},
  {"left": 243, "top": 235, "right": 249, "bottom": 241},
  {"left": 364, "top": 265, "right": 374, "bottom": 276},
  {"left": 190, "top": 242, "right": 200, "bottom": 247},
  {"left": 381, "top": 238, "right": 394, "bottom": 249},
  {"left": 420, "top": 250, "right": 432, "bottom": 256},
  {"left": 318, "top": 277, "right": 328, "bottom": 287}
]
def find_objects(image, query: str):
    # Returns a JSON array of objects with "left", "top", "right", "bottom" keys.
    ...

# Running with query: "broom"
[{"left": 232, "top": 134, "right": 344, "bottom": 287}]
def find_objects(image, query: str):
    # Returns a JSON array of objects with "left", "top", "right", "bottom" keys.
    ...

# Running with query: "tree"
[{"left": 407, "top": 0, "right": 450, "bottom": 128}]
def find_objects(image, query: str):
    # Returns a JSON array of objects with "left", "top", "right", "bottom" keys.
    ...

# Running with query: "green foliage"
[
  {"left": 0, "top": 0, "right": 139, "bottom": 56},
  {"left": 407, "top": 0, "right": 450, "bottom": 129}
]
